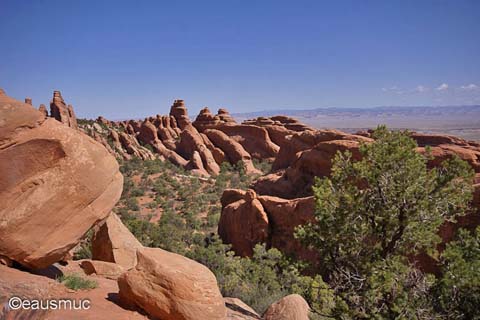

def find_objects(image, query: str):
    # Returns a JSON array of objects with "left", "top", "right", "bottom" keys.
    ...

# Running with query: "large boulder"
[
  {"left": 0, "top": 89, "right": 123, "bottom": 269},
  {"left": 80, "top": 259, "right": 125, "bottom": 280},
  {"left": 263, "top": 294, "right": 310, "bottom": 320},
  {"left": 92, "top": 212, "right": 142, "bottom": 270},
  {"left": 118, "top": 247, "right": 227, "bottom": 320}
]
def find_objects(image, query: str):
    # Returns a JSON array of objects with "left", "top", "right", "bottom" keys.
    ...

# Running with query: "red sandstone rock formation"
[
  {"left": 201, "top": 132, "right": 226, "bottom": 164},
  {"left": 263, "top": 294, "right": 311, "bottom": 320},
  {"left": 49, "top": 90, "right": 78, "bottom": 129},
  {"left": 218, "top": 190, "right": 269, "bottom": 256},
  {"left": 177, "top": 125, "right": 221, "bottom": 175},
  {"left": 136, "top": 120, "right": 188, "bottom": 167},
  {"left": 80, "top": 100, "right": 318, "bottom": 178},
  {"left": 218, "top": 189, "right": 316, "bottom": 260},
  {"left": 97, "top": 116, "right": 111, "bottom": 126},
  {"left": 224, "top": 297, "right": 261, "bottom": 320},
  {"left": 80, "top": 260, "right": 125, "bottom": 280},
  {"left": 214, "top": 124, "right": 280, "bottom": 160},
  {"left": 91, "top": 212, "right": 143, "bottom": 269},
  {"left": 272, "top": 129, "right": 372, "bottom": 170},
  {"left": 204, "top": 129, "right": 261, "bottom": 174},
  {"left": 217, "top": 108, "right": 236, "bottom": 124},
  {"left": 38, "top": 104, "right": 48, "bottom": 117},
  {"left": 186, "top": 150, "right": 210, "bottom": 177},
  {"left": 169, "top": 99, "right": 190, "bottom": 130},
  {"left": 0, "top": 89, "right": 123, "bottom": 268},
  {"left": 118, "top": 247, "right": 227, "bottom": 320},
  {"left": 109, "top": 129, "right": 155, "bottom": 160},
  {"left": 193, "top": 107, "right": 222, "bottom": 131},
  {"left": 254, "top": 139, "right": 366, "bottom": 198}
]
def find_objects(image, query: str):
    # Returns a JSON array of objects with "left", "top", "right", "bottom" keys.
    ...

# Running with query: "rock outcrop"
[
  {"left": 0, "top": 89, "right": 123, "bottom": 269},
  {"left": 92, "top": 212, "right": 143, "bottom": 270},
  {"left": 38, "top": 104, "right": 48, "bottom": 117},
  {"left": 219, "top": 189, "right": 316, "bottom": 260},
  {"left": 214, "top": 125, "right": 280, "bottom": 160},
  {"left": 263, "top": 294, "right": 310, "bottom": 320},
  {"left": 218, "top": 190, "right": 270, "bottom": 256},
  {"left": 254, "top": 139, "right": 366, "bottom": 198},
  {"left": 177, "top": 125, "right": 220, "bottom": 175},
  {"left": 86, "top": 100, "right": 317, "bottom": 178},
  {"left": 272, "top": 129, "right": 371, "bottom": 171},
  {"left": 49, "top": 90, "right": 78, "bottom": 129},
  {"left": 118, "top": 247, "right": 227, "bottom": 320},
  {"left": 170, "top": 99, "right": 191, "bottom": 130},
  {"left": 204, "top": 129, "right": 261, "bottom": 174}
]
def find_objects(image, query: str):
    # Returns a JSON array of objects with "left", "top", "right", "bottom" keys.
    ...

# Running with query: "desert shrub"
[
  {"left": 73, "top": 230, "right": 93, "bottom": 260},
  {"left": 57, "top": 273, "right": 97, "bottom": 290},
  {"left": 187, "top": 237, "right": 333, "bottom": 314},
  {"left": 130, "top": 187, "right": 145, "bottom": 197},
  {"left": 125, "top": 197, "right": 140, "bottom": 211},
  {"left": 253, "top": 158, "right": 272, "bottom": 174}
]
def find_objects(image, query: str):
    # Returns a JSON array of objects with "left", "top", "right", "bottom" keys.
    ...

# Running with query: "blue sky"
[{"left": 1, "top": 0, "right": 479, "bottom": 119}]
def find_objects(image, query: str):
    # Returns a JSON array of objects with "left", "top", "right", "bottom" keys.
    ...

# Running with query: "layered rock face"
[
  {"left": 219, "top": 126, "right": 480, "bottom": 265},
  {"left": 0, "top": 89, "right": 123, "bottom": 268},
  {"left": 89, "top": 101, "right": 312, "bottom": 177}
]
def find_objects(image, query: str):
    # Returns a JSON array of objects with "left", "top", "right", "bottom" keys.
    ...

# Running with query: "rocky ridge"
[{"left": 83, "top": 100, "right": 313, "bottom": 177}]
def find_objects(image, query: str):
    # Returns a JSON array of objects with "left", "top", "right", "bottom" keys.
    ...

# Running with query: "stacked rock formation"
[
  {"left": 49, "top": 90, "right": 78, "bottom": 129},
  {"left": 87, "top": 100, "right": 314, "bottom": 177}
]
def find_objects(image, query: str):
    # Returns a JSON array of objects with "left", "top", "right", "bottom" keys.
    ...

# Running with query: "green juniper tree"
[
  {"left": 433, "top": 226, "right": 480, "bottom": 319},
  {"left": 296, "top": 126, "right": 474, "bottom": 318}
]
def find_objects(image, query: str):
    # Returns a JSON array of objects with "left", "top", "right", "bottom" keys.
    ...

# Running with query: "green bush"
[
  {"left": 296, "top": 126, "right": 474, "bottom": 318},
  {"left": 57, "top": 273, "right": 97, "bottom": 291},
  {"left": 433, "top": 227, "right": 480, "bottom": 318}
]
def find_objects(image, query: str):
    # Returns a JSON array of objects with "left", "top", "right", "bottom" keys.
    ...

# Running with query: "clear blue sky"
[{"left": 1, "top": 0, "right": 479, "bottom": 119}]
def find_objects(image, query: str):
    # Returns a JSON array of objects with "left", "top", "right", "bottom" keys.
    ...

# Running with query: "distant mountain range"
[{"left": 232, "top": 105, "right": 480, "bottom": 119}]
